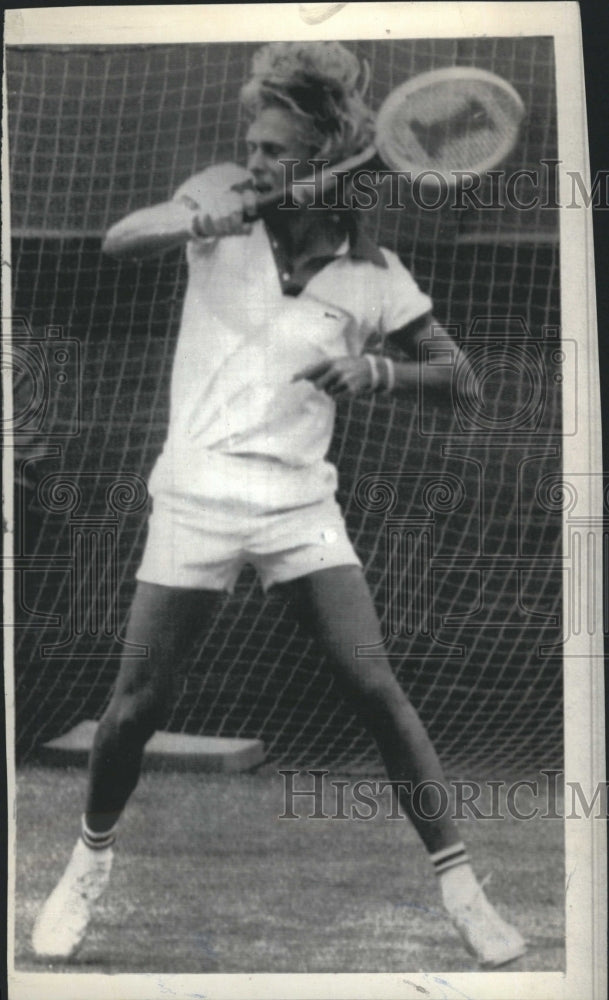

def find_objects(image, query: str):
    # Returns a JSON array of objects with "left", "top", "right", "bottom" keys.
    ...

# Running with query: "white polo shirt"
[{"left": 149, "top": 163, "right": 433, "bottom": 510}]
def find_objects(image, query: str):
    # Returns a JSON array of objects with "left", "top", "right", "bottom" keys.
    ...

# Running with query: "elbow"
[
  {"left": 102, "top": 224, "right": 128, "bottom": 258},
  {"left": 102, "top": 212, "right": 147, "bottom": 258}
]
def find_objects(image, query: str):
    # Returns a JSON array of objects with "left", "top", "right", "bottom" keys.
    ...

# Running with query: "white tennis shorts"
[{"left": 136, "top": 487, "right": 361, "bottom": 593}]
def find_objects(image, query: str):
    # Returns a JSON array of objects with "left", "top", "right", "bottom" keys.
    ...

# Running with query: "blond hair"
[{"left": 240, "top": 41, "right": 374, "bottom": 163}]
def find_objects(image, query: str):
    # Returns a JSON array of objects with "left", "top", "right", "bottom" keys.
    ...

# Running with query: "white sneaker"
[
  {"left": 32, "top": 838, "right": 113, "bottom": 959},
  {"left": 450, "top": 885, "right": 527, "bottom": 968}
]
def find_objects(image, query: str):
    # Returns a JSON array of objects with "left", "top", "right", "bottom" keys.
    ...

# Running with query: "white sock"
[{"left": 429, "top": 842, "right": 482, "bottom": 913}]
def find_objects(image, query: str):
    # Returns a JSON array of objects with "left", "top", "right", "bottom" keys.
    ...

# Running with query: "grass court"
[{"left": 15, "top": 765, "right": 564, "bottom": 974}]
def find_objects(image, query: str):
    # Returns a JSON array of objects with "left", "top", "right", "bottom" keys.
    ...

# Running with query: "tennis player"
[{"left": 32, "top": 41, "right": 526, "bottom": 968}]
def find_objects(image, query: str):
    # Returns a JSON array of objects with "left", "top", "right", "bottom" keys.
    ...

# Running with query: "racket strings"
[{"left": 378, "top": 77, "right": 524, "bottom": 175}]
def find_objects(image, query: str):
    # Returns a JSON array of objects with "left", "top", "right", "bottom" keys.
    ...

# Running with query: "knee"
[
  {"left": 105, "top": 689, "right": 168, "bottom": 745},
  {"left": 350, "top": 677, "right": 419, "bottom": 746}
]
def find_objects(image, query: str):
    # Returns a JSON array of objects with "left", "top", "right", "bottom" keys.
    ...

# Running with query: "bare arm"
[
  {"left": 384, "top": 312, "right": 477, "bottom": 396},
  {"left": 102, "top": 187, "right": 257, "bottom": 260},
  {"left": 293, "top": 313, "right": 479, "bottom": 401},
  {"left": 102, "top": 201, "right": 197, "bottom": 259}
]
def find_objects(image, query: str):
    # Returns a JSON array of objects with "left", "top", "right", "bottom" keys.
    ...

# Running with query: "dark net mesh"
[{"left": 8, "top": 38, "right": 562, "bottom": 773}]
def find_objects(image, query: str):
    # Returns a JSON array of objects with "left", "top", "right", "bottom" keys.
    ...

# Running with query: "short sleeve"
[
  {"left": 173, "top": 162, "right": 252, "bottom": 209},
  {"left": 378, "top": 247, "right": 433, "bottom": 335}
]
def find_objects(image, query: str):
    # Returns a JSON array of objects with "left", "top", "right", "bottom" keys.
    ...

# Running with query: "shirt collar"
[
  {"left": 231, "top": 176, "right": 386, "bottom": 269},
  {"left": 342, "top": 212, "right": 387, "bottom": 268},
  {"left": 280, "top": 209, "right": 387, "bottom": 269}
]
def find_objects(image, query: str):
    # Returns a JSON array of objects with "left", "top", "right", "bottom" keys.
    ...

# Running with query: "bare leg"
[
  {"left": 31, "top": 581, "right": 225, "bottom": 960},
  {"left": 85, "top": 581, "right": 223, "bottom": 832},
  {"left": 278, "top": 565, "right": 460, "bottom": 853}
]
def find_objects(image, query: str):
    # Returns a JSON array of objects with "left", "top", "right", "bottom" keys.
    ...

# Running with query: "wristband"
[
  {"left": 363, "top": 353, "right": 381, "bottom": 392},
  {"left": 380, "top": 356, "right": 396, "bottom": 393}
]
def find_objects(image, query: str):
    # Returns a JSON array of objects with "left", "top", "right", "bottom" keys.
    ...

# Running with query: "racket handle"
[{"left": 193, "top": 144, "right": 378, "bottom": 237}]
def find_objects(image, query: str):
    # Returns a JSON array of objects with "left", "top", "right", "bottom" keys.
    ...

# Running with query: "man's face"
[{"left": 245, "top": 106, "right": 317, "bottom": 197}]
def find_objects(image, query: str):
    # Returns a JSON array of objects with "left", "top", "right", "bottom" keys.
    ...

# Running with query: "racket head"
[{"left": 375, "top": 66, "right": 526, "bottom": 185}]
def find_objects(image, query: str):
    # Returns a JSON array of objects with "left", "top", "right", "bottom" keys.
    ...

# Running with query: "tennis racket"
[{"left": 255, "top": 64, "right": 525, "bottom": 210}]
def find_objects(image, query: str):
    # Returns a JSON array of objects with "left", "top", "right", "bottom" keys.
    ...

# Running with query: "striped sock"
[
  {"left": 431, "top": 843, "right": 482, "bottom": 913},
  {"left": 430, "top": 842, "right": 470, "bottom": 876},
  {"left": 80, "top": 814, "right": 117, "bottom": 850}
]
